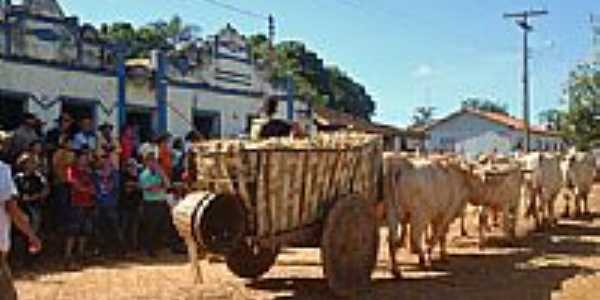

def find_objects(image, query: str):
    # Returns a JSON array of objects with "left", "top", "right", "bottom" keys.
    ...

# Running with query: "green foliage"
[
  {"left": 561, "top": 62, "right": 600, "bottom": 150},
  {"left": 538, "top": 108, "right": 565, "bottom": 131},
  {"left": 248, "top": 35, "right": 376, "bottom": 120},
  {"left": 100, "top": 15, "right": 200, "bottom": 58},
  {"left": 461, "top": 97, "right": 508, "bottom": 115},
  {"left": 412, "top": 106, "right": 436, "bottom": 126}
]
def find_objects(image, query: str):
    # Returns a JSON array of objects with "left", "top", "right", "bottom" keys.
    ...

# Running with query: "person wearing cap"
[
  {"left": 6, "top": 113, "right": 41, "bottom": 164},
  {"left": 0, "top": 155, "right": 41, "bottom": 300}
]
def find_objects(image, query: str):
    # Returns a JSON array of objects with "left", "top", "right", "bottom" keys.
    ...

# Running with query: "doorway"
[
  {"left": 126, "top": 106, "right": 155, "bottom": 143},
  {"left": 60, "top": 98, "right": 97, "bottom": 131},
  {"left": 193, "top": 110, "right": 220, "bottom": 139},
  {"left": 0, "top": 91, "right": 26, "bottom": 131}
]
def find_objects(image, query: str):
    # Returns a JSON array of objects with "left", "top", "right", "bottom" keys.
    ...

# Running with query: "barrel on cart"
[{"left": 173, "top": 133, "right": 383, "bottom": 296}]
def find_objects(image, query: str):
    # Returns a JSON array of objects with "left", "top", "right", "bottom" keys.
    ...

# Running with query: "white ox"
[
  {"left": 468, "top": 161, "right": 524, "bottom": 246},
  {"left": 383, "top": 154, "right": 475, "bottom": 276},
  {"left": 561, "top": 151, "right": 596, "bottom": 217},
  {"left": 519, "top": 152, "right": 562, "bottom": 229}
]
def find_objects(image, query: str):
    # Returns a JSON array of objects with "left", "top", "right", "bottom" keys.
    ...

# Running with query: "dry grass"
[{"left": 13, "top": 186, "right": 600, "bottom": 299}]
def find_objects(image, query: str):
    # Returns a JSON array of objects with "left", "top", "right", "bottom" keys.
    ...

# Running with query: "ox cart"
[{"left": 173, "top": 133, "right": 383, "bottom": 296}]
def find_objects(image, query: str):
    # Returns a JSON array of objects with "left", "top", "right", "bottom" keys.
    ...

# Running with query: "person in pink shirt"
[{"left": 119, "top": 125, "right": 136, "bottom": 167}]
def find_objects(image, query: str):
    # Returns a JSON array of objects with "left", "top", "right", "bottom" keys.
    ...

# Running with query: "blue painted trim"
[
  {"left": 168, "top": 79, "right": 263, "bottom": 98},
  {"left": 215, "top": 67, "right": 251, "bottom": 80},
  {"left": 117, "top": 51, "right": 127, "bottom": 130},
  {"left": 24, "top": 28, "right": 63, "bottom": 42},
  {"left": 214, "top": 75, "right": 252, "bottom": 87},
  {"left": 217, "top": 41, "right": 247, "bottom": 53},
  {"left": 156, "top": 51, "right": 168, "bottom": 134},
  {"left": 193, "top": 108, "right": 220, "bottom": 116},
  {"left": 0, "top": 54, "right": 117, "bottom": 76},
  {"left": 59, "top": 95, "right": 100, "bottom": 104},
  {"left": 215, "top": 52, "right": 251, "bottom": 64},
  {"left": 7, "top": 9, "right": 76, "bottom": 26},
  {"left": 3, "top": 23, "right": 11, "bottom": 56},
  {"left": 286, "top": 76, "right": 294, "bottom": 121}
]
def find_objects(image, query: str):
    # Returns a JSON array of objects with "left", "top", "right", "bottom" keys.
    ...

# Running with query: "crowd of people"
[
  {"left": 1, "top": 111, "right": 203, "bottom": 270},
  {"left": 0, "top": 96, "right": 298, "bottom": 299}
]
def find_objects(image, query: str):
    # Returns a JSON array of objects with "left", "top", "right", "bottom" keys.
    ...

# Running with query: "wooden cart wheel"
[
  {"left": 321, "top": 194, "right": 379, "bottom": 297},
  {"left": 225, "top": 242, "right": 279, "bottom": 279}
]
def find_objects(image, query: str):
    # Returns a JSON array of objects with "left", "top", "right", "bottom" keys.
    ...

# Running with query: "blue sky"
[{"left": 57, "top": 0, "right": 599, "bottom": 127}]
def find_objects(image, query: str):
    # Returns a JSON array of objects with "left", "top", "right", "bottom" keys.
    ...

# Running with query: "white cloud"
[{"left": 412, "top": 64, "right": 434, "bottom": 78}]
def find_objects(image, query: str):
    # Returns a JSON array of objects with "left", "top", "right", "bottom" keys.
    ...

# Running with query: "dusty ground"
[{"left": 13, "top": 186, "right": 600, "bottom": 300}]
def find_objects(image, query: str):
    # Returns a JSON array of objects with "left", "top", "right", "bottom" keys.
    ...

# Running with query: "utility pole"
[
  {"left": 268, "top": 14, "right": 275, "bottom": 49},
  {"left": 504, "top": 9, "right": 548, "bottom": 153}
]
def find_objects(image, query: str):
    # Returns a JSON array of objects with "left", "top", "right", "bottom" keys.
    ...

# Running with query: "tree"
[
  {"left": 101, "top": 15, "right": 200, "bottom": 58},
  {"left": 247, "top": 35, "right": 376, "bottom": 119},
  {"left": 412, "top": 106, "right": 436, "bottom": 126},
  {"left": 461, "top": 97, "right": 508, "bottom": 115},
  {"left": 561, "top": 61, "right": 600, "bottom": 149},
  {"left": 538, "top": 109, "right": 564, "bottom": 131}
]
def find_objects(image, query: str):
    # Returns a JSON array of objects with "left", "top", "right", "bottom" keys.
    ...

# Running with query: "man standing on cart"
[{"left": 252, "top": 96, "right": 304, "bottom": 139}]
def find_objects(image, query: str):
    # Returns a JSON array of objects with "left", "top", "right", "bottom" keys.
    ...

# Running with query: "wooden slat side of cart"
[
  {"left": 190, "top": 133, "right": 382, "bottom": 239},
  {"left": 174, "top": 133, "right": 383, "bottom": 297}
]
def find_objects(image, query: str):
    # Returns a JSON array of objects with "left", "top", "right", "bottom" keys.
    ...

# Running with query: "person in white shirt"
[{"left": 0, "top": 160, "right": 41, "bottom": 300}]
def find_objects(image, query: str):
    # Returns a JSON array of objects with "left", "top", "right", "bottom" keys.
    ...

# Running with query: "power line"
[{"left": 197, "top": 0, "right": 268, "bottom": 20}]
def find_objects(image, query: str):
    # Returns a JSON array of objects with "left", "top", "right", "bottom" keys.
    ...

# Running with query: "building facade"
[
  {"left": 425, "top": 108, "right": 565, "bottom": 154},
  {"left": 0, "top": 0, "right": 306, "bottom": 141}
]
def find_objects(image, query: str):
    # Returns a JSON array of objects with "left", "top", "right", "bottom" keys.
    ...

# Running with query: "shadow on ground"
[
  {"left": 12, "top": 250, "right": 189, "bottom": 281},
  {"left": 248, "top": 218, "right": 600, "bottom": 300}
]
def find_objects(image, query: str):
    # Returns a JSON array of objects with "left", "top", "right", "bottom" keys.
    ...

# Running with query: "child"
[
  {"left": 119, "top": 158, "right": 143, "bottom": 254},
  {"left": 14, "top": 154, "right": 48, "bottom": 233},
  {"left": 64, "top": 149, "right": 95, "bottom": 269},
  {"left": 12, "top": 154, "right": 49, "bottom": 265},
  {"left": 139, "top": 151, "right": 170, "bottom": 257},
  {"left": 93, "top": 154, "right": 122, "bottom": 256}
]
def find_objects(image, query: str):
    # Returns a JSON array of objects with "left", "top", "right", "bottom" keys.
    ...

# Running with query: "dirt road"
[{"left": 13, "top": 187, "right": 600, "bottom": 300}]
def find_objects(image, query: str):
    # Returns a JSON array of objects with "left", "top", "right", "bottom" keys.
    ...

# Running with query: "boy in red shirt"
[{"left": 64, "top": 149, "right": 95, "bottom": 269}]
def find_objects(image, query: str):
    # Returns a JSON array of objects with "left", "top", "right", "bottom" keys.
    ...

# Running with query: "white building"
[
  {"left": 425, "top": 108, "right": 565, "bottom": 154},
  {"left": 0, "top": 0, "right": 308, "bottom": 141},
  {"left": 455, "top": 131, "right": 512, "bottom": 160}
]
